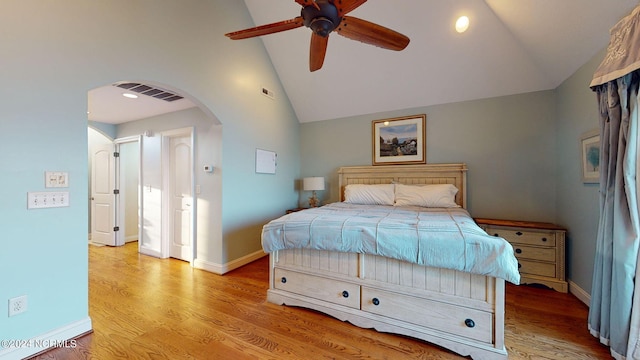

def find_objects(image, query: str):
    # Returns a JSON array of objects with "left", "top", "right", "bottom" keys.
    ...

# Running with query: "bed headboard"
[{"left": 337, "top": 163, "right": 468, "bottom": 208}]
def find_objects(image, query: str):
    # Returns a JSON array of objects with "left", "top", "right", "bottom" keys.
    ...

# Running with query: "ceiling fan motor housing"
[{"left": 301, "top": 0, "right": 341, "bottom": 37}]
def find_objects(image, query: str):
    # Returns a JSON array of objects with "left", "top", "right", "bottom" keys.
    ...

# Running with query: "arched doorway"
[{"left": 87, "top": 80, "right": 222, "bottom": 264}]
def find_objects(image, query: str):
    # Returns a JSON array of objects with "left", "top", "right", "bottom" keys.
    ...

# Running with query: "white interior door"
[
  {"left": 91, "top": 143, "right": 116, "bottom": 246},
  {"left": 168, "top": 134, "right": 193, "bottom": 261}
]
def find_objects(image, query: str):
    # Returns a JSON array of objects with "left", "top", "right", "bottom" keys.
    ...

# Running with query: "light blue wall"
[
  {"left": 556, "top": 48, "right": 604, "bottom": 294},
  {"left": 1, "top": 79, "right": 89, "bottom": 352},
  {"left": 1, "top": 0, "right": 299, "bottom": 354},
  {"left": 88, "top": 121, "right": 117, "bottom": 139},
  {"left": 300, "top": 49, "right": 608, "bottom": 296},
  {"left": 300, "top": 91, "right": 557, "bottom": 221}
]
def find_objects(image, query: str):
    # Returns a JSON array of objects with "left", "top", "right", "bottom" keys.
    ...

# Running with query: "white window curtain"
[{"left": 589, "top": 5, "right": 640, "bottom": 359}]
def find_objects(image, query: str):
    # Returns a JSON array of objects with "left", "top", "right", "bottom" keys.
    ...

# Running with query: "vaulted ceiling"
[
  {"left": 88, "top": 1, "right": 638, "bottom": 125},
  {"left": 241, "top": 0, "right": 639, "bottom": 123}
]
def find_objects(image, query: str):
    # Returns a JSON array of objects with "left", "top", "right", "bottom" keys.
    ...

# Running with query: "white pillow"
[
  {"left": 344, "top": 184, "right": 395, "bottom": 205},
  {"left": 394, "top": 183, "right": 460, "bottom": 208}
]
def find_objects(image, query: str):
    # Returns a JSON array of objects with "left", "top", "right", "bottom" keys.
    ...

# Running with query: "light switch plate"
[{"left": 27, "top": 192, "right": 70, "bottom": 209}]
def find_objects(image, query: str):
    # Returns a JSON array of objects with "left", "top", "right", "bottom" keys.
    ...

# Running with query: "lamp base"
[{"left": 308, "top": 191, "right": 320, "bottom": 207}]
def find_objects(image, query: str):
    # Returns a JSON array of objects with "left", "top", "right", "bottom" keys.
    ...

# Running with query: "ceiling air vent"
[
  {"left": 261, "top": 86, "right": 275, "bottom": 100},
  {"left": 114, "top": 82, "right": 184, "bottom": 102}
]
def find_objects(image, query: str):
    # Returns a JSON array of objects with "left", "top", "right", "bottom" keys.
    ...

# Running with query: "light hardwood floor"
[{"left": 32, "top": 242, "right": 611, "bottom": 359}]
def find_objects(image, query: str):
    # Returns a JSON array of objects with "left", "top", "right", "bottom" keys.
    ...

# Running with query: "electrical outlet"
[
  {"left": 45, "top": 171, "right": 69, "bottom": 188},
  {"left": 8, "top": 295, "right": 27, "bottom": 317}
]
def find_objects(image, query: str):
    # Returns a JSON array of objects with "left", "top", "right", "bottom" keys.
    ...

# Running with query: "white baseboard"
[
  {"left": 0, "top": 317, "right": 92, "bottom": 360},
  {"left": 194, "top": 249, "right": 267, "bottom": 275},
  {"left": 139, "top": 246, "right": 163, "bottom": 258},
  {"left": 569, "top": 280, "right": 591, "bottom": 306}
]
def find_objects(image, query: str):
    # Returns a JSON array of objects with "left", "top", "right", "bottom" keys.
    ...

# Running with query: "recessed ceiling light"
[
  {"left": 122, "top": 93, "right": 138, "bottom": 99},
  {"left": 455, "top": 16, "right": 470, "bottom": 33}
]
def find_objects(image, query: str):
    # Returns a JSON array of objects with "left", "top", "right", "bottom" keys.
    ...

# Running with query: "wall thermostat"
[{"left": 203, "top": 165, "right": 214, "bottom": 173}]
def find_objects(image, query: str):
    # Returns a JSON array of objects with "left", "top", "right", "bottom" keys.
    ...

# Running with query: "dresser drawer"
[
  {"left": 486, "top": 227, "right": 556, "bottom": 247},
  {"left": 518, "top": 259, "right": 556, "bottom": 278},
  {"left": 361, "top": 287, "right": 493, "bottom": 344},
  {"left": 274, "top": 268, "right": 360, "bottom": 309},
  {"left": 513, "top": 244, "right": 555, "bottom": 262},
  {"left": 476, "top": 218, "right": 567, "bottom": 292}
]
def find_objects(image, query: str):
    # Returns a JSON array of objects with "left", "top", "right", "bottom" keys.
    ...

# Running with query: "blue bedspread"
[{"left": 262, "top": 203, "right": 520, "bottom": 284}]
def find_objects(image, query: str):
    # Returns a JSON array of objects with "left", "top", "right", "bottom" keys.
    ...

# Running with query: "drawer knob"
[
  {"left": 281, "top": 277, "right": 287, "bottom": 283},
  {"left": 372, "top": 298, "right": 380, "bottom": 306},
  {"left": 515, "top": 248, "right": 522, "bottom": 254},
  {"left": 542, "top": 237, "right": 548, "bottom": 242},
  {"left": 493, "top": 233, "right": 499, "bottom": 237},
  {"left": 342, "top": 290, "right": 349, "bottom": 298},
  {"left": 515, "top": 231, "right": 523, "bottom": 236},
  {"left": 465, "top": 318, "right": 476, "bottom": 328}
]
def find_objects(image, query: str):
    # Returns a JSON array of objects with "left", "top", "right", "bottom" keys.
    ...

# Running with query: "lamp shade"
[{"left": 303, "top": 177, "right": 325, "bottom": 191}]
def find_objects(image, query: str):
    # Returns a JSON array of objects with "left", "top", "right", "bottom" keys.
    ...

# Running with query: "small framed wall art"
[
  {"left": 580, "top": 129, "right": 600, "bottom": 183},
  {"left": 372, "top": 114, "right": 426, "bottom": 165}
]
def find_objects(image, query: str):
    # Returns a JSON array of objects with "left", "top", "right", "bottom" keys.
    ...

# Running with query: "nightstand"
[
  {"left": 286, "top": 208, "right": 307, "bottom": 214},
  {"left": 475, "top": 218, "right": 568, "bottom": 293}
]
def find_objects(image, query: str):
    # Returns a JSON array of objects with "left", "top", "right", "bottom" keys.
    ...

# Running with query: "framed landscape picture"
[
  {"left": 372, "top": 114, "right": 426, "bottom": 165},
  {"left": 581, "top": 129, "right": 600, "bottom": 183}
]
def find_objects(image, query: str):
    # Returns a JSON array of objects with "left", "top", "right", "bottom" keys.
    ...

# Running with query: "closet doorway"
[
  {"left": 138, "top": 127, "right": 194, "bottom": 262},
  {"left": 117, "top": 138, "right": 140, "bottom": 245}
]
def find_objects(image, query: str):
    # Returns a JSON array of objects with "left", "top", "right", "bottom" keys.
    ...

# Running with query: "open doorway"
[
  {"left": 137, "top": 127, "right": 194, "bottom": 262},
  {"left": 117, "top": 138, "right": 140, "bottom": 245}
]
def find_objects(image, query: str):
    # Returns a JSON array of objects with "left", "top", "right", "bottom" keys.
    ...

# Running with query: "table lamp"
[{"left": 303, "top": 176, "right": 325, "bottom": 207}]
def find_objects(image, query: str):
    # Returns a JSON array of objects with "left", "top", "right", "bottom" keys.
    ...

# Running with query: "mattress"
[{"left": 262, "top": 202, "right": 520, "bottom": 284}]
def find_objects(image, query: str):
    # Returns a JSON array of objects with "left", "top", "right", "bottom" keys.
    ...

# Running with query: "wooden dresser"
[{"left": 475, "top": 218, "right": 568, "bottom": 293}]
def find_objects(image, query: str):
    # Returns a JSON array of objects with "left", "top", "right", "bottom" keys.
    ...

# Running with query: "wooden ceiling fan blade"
[
  {"left": 295, "top": 0, "right": 320, "bottom": 10},
  {"left": 336, "top": 16, "right": 409, "bottom": 51},
  {"left": 332, "top": 0, "right": 367, "bottom": 16},
  {"left": 309, "top": 33, "right": 329, "bottom": 72},
  {"left": 225, "top": 17, "right": 304, "bottom": 40}
]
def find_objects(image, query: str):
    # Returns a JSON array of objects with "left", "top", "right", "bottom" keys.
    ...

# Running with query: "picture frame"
[
  {"left": 372, "top": 114, "right": 426, "bottom": 165},
  {"left": 580, "top": 129, "right": 600, "bottom": 183}
]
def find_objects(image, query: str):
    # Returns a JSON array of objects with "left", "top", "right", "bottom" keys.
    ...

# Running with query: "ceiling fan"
[{"left": 225, "top": 0, "right": 410, "bottom": 72}]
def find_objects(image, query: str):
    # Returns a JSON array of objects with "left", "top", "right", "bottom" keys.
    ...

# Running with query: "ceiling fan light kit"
[
  {"left": 301, "top": 1, "right": 340, "bottom": 37},
  {"left": 225, "top": 0, "right": 410, "bottom": 72}
]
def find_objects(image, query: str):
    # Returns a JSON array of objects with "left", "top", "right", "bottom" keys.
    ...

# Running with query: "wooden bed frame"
[{"left": 267, "top": 164, "right": 508, "bottom": 359}]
